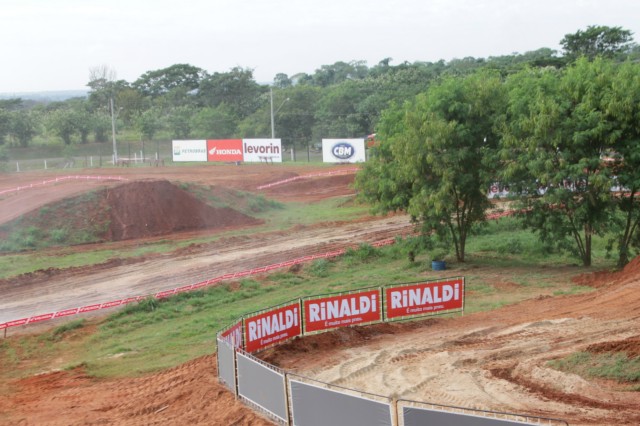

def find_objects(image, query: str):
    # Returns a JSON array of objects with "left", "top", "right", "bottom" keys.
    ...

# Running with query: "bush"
[
  {"left": 51, "top": 319, "right": 86, "bottom": 340},
  {"left": 49, "top": 228, "right": 69, "bottom": 243},
  {"left": 309, "top": 259, "right": 331, "bottom": 277},
  {"left": 344, "top": 243, "right": 379, "bottom": 264}
]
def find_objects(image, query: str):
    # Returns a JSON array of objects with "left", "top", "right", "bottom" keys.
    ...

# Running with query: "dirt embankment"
[{"left": 0, "top": 179, "right": 262, "bottom": 243}]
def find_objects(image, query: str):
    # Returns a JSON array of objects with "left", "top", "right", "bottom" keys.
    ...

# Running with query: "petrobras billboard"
[
  {"left": 172, "top": 140, "right": 207, "bottom": 162},
  {"left": 303, "top": 289, "right": 382, "bottom": 334},
  {"left": 384, "top": 278, "right": 465, "bottom": 321},
  {"left": 243, "top": 139, "right": 282, "bottom": 163},
  {"left": 322, "top": 139, "right": 366, "bottom": 163},
  {"left": 244, "top": 301, "right": 301, "bottom": 353},
  {"left": 207, "top": 139, "right": 243, "bottom": 162}
]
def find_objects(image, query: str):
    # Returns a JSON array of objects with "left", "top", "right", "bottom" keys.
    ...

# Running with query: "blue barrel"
[{"left": 431, "top": 260, "right": 446, "bottom": 271}]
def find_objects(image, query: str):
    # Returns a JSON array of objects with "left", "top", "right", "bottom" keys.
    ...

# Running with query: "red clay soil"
[
  {"left": 0, "top": 179, "right": 262, "bottom": 243},
  {"left": 102, "top": 180, "right": 261, "bottom": 241},
  {"left": 0, "top": 355, "right": 272, "bottom": 426},
  {"left": 260, "top": 173, "right": 356, "bottom": 202}
]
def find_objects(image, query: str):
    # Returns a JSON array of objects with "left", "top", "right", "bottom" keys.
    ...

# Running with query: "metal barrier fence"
[
  {"left": 216, "top": 278, "right": 570, "bottom": 426},
  {"left": 218, "top": 343, "right": 569, "bottom": 426}
]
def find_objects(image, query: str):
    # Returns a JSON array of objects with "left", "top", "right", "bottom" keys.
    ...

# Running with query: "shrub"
[{"left": 309, "top": 259, "right": 331, "bottom": 277}]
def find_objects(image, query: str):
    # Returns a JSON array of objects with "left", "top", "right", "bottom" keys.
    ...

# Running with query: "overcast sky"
[{"left": 1, "top": 0, "right": 639, "bottom": 93}]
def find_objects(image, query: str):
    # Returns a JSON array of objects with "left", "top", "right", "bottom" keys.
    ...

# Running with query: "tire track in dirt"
[{"left": 1, "top": 215, "right": 413, "bottom": 325}]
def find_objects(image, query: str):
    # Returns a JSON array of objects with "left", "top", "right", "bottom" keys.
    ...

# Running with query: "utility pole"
[
  {"left": 110, "top": 97, "right": 118, "bottom": 165},
  {"left": 270, "top": 87, "right": 289, "bottom": 139}
]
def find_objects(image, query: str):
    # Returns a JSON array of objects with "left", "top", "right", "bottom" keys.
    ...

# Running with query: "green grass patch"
[
  {"left": 549, "top": 351, "right": 640, "bottom": 385},
  {"left": 51, "top": 319, "right": 86, "bottom": 341}
]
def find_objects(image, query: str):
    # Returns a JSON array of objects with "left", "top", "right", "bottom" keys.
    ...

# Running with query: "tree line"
[
  {"left": 355, "top": 26, "right": 640, "bottom": 268},
  {"left": 1, "top": 25, "right": 636, "bottom": 154}
]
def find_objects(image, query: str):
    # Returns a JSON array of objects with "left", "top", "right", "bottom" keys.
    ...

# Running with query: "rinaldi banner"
[
  {"left": 244, "top": 301, "right": 301, "bottom": 353},
  {"left": 303, "top": 288, "right": 382, "bottom": 334},
  {"left": 220, "top": 320, "right": 243, "bottom": 349},
  {"left": 384, "top": 278, "right": 465, "bottom": 321}
]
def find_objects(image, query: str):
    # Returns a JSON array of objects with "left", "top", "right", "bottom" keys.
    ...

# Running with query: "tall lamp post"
[
  {"left": 270, "top": 87, "right": 289, "bottom": 138},
  {"left": 110, "top": 97, "right": 118, "bottom": 165}
]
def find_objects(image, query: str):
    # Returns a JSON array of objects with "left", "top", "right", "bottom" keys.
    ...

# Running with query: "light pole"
[
  {"left": 110, "top": 97, "right": 118, "bottom": 164},
  {"left": 270, "top": 87, "right": 289, "bottom": 138}
]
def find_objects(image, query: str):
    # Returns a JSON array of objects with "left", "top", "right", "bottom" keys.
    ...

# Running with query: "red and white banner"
[
  {"left": 220, "top": 320, "right": 243, "bottom": 349},
  {"left": 384, "top": 278, "right": 464, "bottom": 321},
  {"left": 207, "top": 139, "right": 243, "bottom": 162},
  {"left": 303, "top": 289, "right": 381, "bottom": 333},
  {"left": 244, "top": 302, "right": 301, "bottom": 353}
]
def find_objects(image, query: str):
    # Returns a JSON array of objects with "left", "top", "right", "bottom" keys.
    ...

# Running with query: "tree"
[
  {"left": 273, "top": 73, "right": 292, "bottom": 89},
  {"left": 313, "top": 80, "right": 372, "bottom": 138},
  {"left": 167, "top": 105, "right": 195, "bottom": 139},
  {"left": 135, "top": 108, "right": 162, "bottom": 141},
  {"left": 356, "top": 71, "right": 507, "bottom": 262},
  {"left": 196, "top": 67, "right": 264, "bottom": 119},
  {"left": 10, "top": 110, "right": 37, "bottom": 147},
  {"left": 46, "top": 108, "right": 78, "bottom": 145},
  {"left": 560, "top": 25, "right": 635, "bottom": 60},
  {"left": 92, "top": 111, "right": 111, "bottom": 143},
  {"left": 0, "top": 99, "right": 25, "bottom": 145},
  {"left": 133, "top": 64, "right": 206, "bottom": 98},
  {"left": 602, "top": 61, "right": 640, "bottom": 267},
  {"left": 310, "top": 60, "right": 369, "bottom": 87},
  {"left": 190, "top": 105, "right": 237, "bottom": 139},
  {"left": 500, "top": 59, "right": 618, "bottom": 266}
]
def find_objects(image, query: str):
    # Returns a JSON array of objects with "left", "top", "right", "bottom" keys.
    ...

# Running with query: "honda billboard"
[{"left": 207, "top": 139, "right": 243, "bottom": 162}]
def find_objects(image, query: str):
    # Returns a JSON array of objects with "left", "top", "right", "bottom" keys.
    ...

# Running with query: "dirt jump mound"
[{"left": 102, "top": 180, "right": 262, "bottom": 241}]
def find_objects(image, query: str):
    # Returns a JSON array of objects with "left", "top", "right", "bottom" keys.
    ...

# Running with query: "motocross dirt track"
[{"left": 1, "top": 164, "right": 639, "bottom": 425}]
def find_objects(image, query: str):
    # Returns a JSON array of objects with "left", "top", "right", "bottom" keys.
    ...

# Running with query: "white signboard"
[
  {"left": 243, "top": 139, "right": 283, "bottom": 163},
  {"left": 172, "top": 140, "right": 207, "bottom": 162},
  {"left": 322, "top": 139, "right": 366, "bottom": 163}
]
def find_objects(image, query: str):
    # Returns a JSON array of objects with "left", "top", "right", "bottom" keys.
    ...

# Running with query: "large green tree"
[
  {"left": 561, "top": 25, "right": 635, "bottom": 60},
  {"left": 196, "top": 67, "right": 264, "bottom": 119},
  {"left": 603, "top": 61, "right": 640, "bottom": 266},
  {"left": 356, "top": 71, "right": 507, "bottom": 261},
  {"left": 133, "top": 64, "right": 206, "bottom": 98},
  {"left": 500, "top": 58, "right": 619, "bottom": 266}
]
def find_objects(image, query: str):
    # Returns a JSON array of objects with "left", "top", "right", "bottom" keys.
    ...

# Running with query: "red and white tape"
[
  {"left": 0, "top": 175, "right": 128, "bottom": 196},
  {"left": 256, "top": 168, "right": 360, "bottom": 190},
  {"left": 0, "top": 237, "right": 397, "bottom": 330}
]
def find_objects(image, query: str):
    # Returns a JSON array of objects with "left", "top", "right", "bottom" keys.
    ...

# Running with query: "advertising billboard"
[
  {"left": 207, "top": 139, "right": 243, "bottom": 162},
  {"left": 220, "top": 320, "right": 243, "bottom": 349},
  {"left": 242, "top": 139, "right": 282, "bottom": 163},
  {"left": 244, "top": 301, "right": 301, "bottom": 353},
  {"left": 172, "top": 140, "right": 207, "bottom": 162},
  {"left": 303, "top": 289, "right": 382, "bottom": 334},
  {"left": 322, "top": 139, "right": 366, "bottom": 163},
  {"left": 384, "top": 278, "right": 464, "bottom": 321}
]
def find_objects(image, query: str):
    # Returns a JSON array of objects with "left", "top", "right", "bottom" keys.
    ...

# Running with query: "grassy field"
[{"left": 0, "top": 217, "right": 615, "bottom": 382}]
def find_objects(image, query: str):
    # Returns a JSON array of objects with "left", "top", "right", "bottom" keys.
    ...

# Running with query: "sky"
[{"left": 1, "top": 0, "right": 639, "bottom": 93}]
